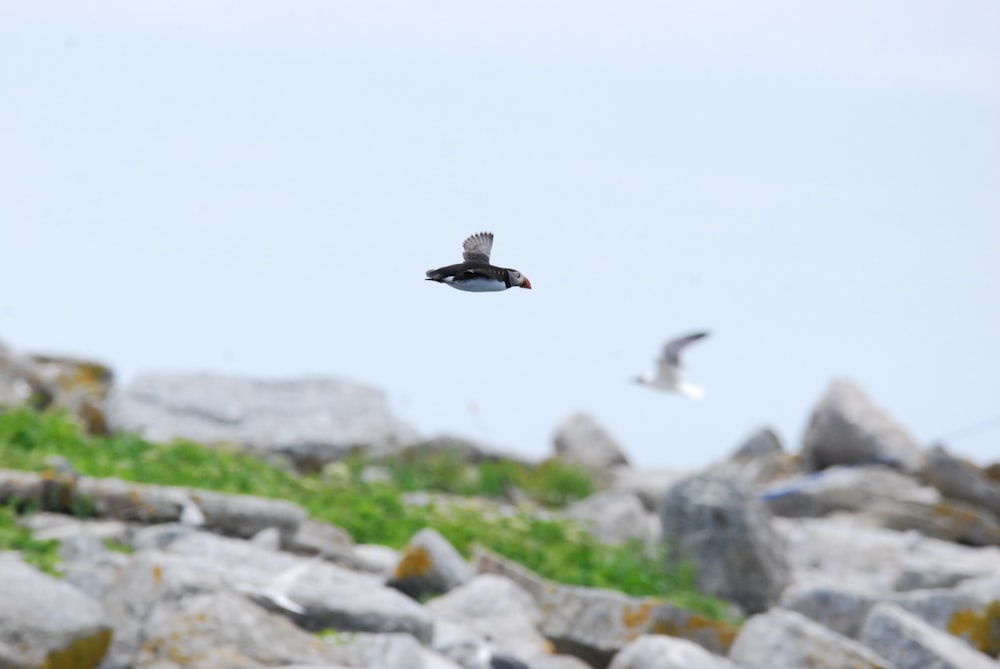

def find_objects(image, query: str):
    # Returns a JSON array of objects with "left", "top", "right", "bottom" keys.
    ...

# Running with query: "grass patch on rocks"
[{"left": 0, "top": 407, "right": 730, "bottom": 618}]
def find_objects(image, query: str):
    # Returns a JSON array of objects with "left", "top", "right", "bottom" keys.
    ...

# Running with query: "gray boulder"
[
  {"left": 609, "top": 635, "right": 739, "bottom": 669},
  {"left": 801, "top": 379, "right": 923, "bottom": 473},
  {"left": 388, "top": 527, "right": 474, "bottom": 598},
  {"left": 661, "top": 472, "right": 790, "bottom": 613},
  {"left": 564, "top": 490, "right": 659, "bottom": 545},
  {"left": 108, "top": 372, "right": 417, "bottom": 471},
  {"left": 0, "top": 554, "right": 112, "bottom": 669},
  {"left": 860, "top": 603, "right": 999, "bottom": 669},
  {"left": 553, "top": 412, "right": 629, "bottom": 472},
  {"left": 729, "top": 608, "right": 895, "bottom": 669}
]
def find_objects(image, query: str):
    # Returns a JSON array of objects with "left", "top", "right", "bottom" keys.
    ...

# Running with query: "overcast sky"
[{"left": 2, "top": 2, "right": 998, "bottom": 469}]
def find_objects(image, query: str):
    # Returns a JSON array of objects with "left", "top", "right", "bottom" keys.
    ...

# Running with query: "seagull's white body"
[{"left": 635, "top": 331, "right": 710, "bottom": 399}]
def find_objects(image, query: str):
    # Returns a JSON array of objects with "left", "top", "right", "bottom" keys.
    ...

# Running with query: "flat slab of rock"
[
  {"left": 860, "top": 603, "right": 999, "bottom": 669},
  {"left": 0, "top": 553, "right": 113, "bottom": 669},
  {"left": 0, "top": 469, "right": 308, "bottom": 544},
  {"left": 151, "top": 530, "right": 434, "bottom": 642},
  {"left": 109, "top": 372, "right": 417, "bottom": 470},
  {"left": 474, "top": 549, "right": 738, "bottom": 668},
  {"left": 775, "top": 515, "right": 1000, "bottom": 593},
  {"left": 729, "top": 608, "right": 895, "bottom": 669},
  {"left": 763, "top": 466, "right": 1000, "bottom": 546}
]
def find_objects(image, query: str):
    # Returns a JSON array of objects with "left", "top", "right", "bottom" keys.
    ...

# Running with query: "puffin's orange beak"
[{"left": 520, "top": 277, "right": 532, "bottom": 289}]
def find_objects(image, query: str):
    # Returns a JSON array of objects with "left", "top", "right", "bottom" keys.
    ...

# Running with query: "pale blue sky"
[{"left": 2, "top": 2, "right": 998, "bottom": 469}]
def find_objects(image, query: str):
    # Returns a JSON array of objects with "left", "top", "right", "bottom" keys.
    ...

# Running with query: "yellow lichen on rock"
[
  {"left": 622, "top": 601, "right": 657, "bottom": 631},
  {"left": 948, "top": 601, "right": 1000, "bottom": 655},
  {"left": 394, "top": 544, "right": 434, "bottom": 579},
  {"left": 41, "top": 627, "right": 113, "bottom": 669}
]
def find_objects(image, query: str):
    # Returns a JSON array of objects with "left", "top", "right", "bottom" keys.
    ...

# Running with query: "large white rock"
[{"left": 109, "top": 372, "right": 417, "bottom": 470}]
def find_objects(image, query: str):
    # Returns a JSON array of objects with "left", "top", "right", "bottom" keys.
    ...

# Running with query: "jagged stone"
[
  {"left": 860, "top": 603, "right": 998, "bottom": 669},
  {"left": 474, "top": 549, "right": 738, "bottom": 667},
  {"left": 801, "top": 379, "right": 923, "bottom": 473},
  {"left": 661, "top": 472, "right": 789, "bottom": 613},
  {"left": 389, "top": 527, "right": 474, "bottom": 598},
  {"left": 108, "top": 372, "right": 417, "bottom": 471},
  {"left": 553, "top": 412, "right": 629, "bottom": 472},
  {"left": 608, "top": 635, "right": 740, "bottom": 669},
  {"left": 729, "top": 608, "right": 895, "bottom": 669},
  {"left": 0, "top": 553, "right": 113, "bottom": 669}
]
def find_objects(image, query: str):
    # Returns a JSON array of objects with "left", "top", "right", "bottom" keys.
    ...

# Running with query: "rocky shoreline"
[{"left": 1, "top": 340, "right": 999, "bottom": 669}]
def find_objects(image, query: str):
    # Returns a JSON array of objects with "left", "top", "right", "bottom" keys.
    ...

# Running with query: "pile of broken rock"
[{"left": 1, "top": 341, "right": 999, "bottom": 669}]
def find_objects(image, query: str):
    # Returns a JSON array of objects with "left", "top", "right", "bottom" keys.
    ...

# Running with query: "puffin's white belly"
[{"left": 445, "top": 276, "right": 507, "bottom": 292}]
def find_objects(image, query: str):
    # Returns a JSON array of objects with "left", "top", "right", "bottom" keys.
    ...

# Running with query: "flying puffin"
[
  {"left": 426, "top": 232, "right": 532, "bottom": 292},
  {"left": 634, "top": 331, "right": 710, "bottom": 399}
]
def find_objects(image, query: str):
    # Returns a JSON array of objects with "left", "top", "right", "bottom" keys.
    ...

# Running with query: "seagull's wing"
[
  {"left": 462, "top": 232, "right": 494, "bottom": 263},
  {"left": 661, "top": 331, "right": 710, "bottom": 367}
]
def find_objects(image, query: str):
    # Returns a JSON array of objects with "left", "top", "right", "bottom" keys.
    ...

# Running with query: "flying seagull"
[
  {"left": 634, "top": 331, "right": 710, "bottom": 399},
  {"left": 426, "top": 232, "right": 532, "bottom": 292}
]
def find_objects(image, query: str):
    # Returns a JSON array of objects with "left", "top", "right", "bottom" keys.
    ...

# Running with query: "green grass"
[
  {"left": 0, "top": 407, "right": 731, "bottom": 618},
  {"left": 0, "top": 505, "right": 62, "bottom": 575}
]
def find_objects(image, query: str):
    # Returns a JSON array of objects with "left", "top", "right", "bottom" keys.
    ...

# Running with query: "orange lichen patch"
[
  {"left": 394, "top": 545, "right": 434, "bottom": 579},
  {"left": 152, "top": 564, "right": 164, "bottom": 586},
  {"left": 622, "top": 601, "right": 657, "bottom": 630},
  {"left": 948, "top": 601, "right": 1000, "bottom": 655},
  {"left": 654, "top": 614, "right": 739, "bottom": 653}
]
